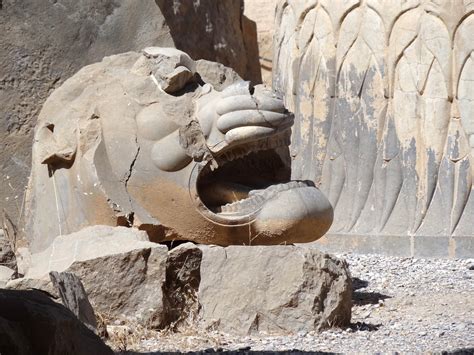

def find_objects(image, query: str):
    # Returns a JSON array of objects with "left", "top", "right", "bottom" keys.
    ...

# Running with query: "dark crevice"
[
  {"left": 197, "top": 149, "right": 289, "bottom": 213},
  {"left": 161, "top": 245, "right": 202, "bottom": 330}
]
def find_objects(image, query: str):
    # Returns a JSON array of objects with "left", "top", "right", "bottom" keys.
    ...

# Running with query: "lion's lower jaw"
[{"left": 252, "top": 186, "right": 334, "bottom": 243}]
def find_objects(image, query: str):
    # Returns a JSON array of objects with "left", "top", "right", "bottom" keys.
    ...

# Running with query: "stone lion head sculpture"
[{"left": 24, "top": 48, "right": 333, "bottom": 252}]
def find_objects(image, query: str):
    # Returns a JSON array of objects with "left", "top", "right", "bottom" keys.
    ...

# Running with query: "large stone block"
[
  {"left": 274, "top": 0, "right": 474, "bottom": 257},
  {"left": 20, "top": 226, "right": 168, "bottom": 327},
  {"left": 198, "top": 245, "right": 352, "bottom": 335}
]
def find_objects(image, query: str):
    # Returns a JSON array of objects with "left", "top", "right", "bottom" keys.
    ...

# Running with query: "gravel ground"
[{"left": 114, "top": 253, "right": 474, "bottom": 354}]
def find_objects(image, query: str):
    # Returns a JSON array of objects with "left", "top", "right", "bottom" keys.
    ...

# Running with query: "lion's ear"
[{"left": 36, "top": 122, "right": 77, "bottom": 168}]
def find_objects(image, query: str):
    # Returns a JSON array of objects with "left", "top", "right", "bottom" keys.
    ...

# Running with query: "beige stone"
[
  {"left": 16, "top": 226, "right": 169, "bottom": 327},
  {"left": 25, "top": 226, "right": 156, "bottom": 279},
  {"left": 67, "top": 244, "right": 168, "bottom": 328}
]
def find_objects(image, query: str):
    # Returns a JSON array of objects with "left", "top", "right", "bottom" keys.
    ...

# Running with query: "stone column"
[{"left": 273, "top": 0, "right": 474, "bottom": 257}]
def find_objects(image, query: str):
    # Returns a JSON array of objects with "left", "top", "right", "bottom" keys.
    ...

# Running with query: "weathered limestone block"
[
  {"left": 0, "top": 289, "right": 113, "bottom": 355},
  {"left": 274, "top": 0, "right": 474, "bottom": 255},
  {"left": 19, "top": 226, "right": 168, "bottom": 327},
  {"left": 66, "top": 244, "right": 168, "bottom": 328},
  {"left": 24, "top": 226, "right": 160, "bottom": 278},
  {"left": 0, "top": 0, "right": 261, "bottom": 223},
  {"left": 24, "top": 47, "right": 333, "bottom": 252},
  {"left": 198, "top": 245, "right": 352, "bottom": 335}
]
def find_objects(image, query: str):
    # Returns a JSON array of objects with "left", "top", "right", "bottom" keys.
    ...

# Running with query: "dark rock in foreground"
[{"left": 0, "top": 289, "right": 112, "bottom": 355}]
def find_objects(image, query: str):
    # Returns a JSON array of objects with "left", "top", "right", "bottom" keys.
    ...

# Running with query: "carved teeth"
[
  {"left": 209, "top": 159, "right": 219, "bottom": 171},
  {"left": 218, "top": 181, "right": 310, "bottom": 215},
  {"left": 249, "top": 189, "right": 260, "bottom": 196},
  {"left": 215, "top": 131, "right": 291, "bottom": 168}
]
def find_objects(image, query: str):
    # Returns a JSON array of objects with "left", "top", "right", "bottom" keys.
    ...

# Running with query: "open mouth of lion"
[{"left": 195, "top": 132, "right": 313, "bottom": 224}]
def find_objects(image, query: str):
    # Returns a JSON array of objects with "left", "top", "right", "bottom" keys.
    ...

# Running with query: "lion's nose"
[{"left": 200, "top": 82, "right": 295, "bottom": 152}]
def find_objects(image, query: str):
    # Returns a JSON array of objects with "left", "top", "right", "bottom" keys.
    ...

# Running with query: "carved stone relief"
[
  {"left": 23, "top": 48, "right": 333, "bottom": 253},
  {"left": 274, "top": 0, "right": 474, "bottom": 241}
]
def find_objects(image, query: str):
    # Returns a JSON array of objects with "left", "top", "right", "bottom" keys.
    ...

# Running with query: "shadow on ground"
[
  {"left": 351, "top": 277, "right": 391, "bottom": 306},
  {"left": 120, "top": 351, "right": 335, "bottom": 355}
]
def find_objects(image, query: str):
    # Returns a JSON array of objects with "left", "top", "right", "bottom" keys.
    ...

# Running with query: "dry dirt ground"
[{"left": 107, "top": 252, "right": 473, "bottom": 354}]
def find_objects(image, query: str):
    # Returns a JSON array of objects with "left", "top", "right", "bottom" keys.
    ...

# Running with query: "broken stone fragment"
[
  {"left": 141, "top": 47, "right": 197, "bottom": 93},
  {"left": 21, "top": 225, "right": 168, "bottom": 328},
  {"left": 67, "top": 244, "right": 168, "bottom": 328},
  {"left": 24, "top": 225, "right": 156, "bottom": 279},
  {"left": 49, "top": 271, "right": 98, "bottom": 334},
  {"left": 161, "top": 66, "right": 195, "bottom": 93}
]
